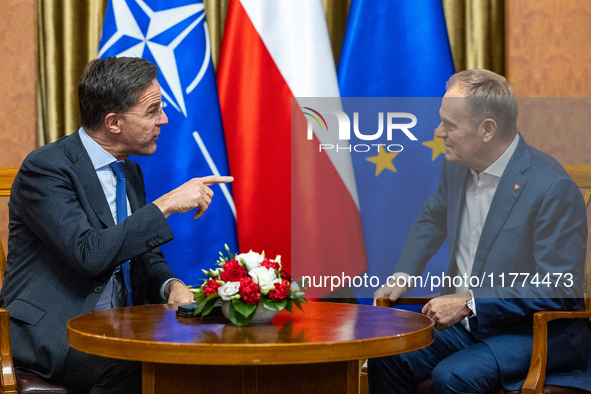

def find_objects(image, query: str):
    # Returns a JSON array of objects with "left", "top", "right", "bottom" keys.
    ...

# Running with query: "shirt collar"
[
  {"left": 79, "top": 127, "right": 118, "bottom": 170},
  {"left": 472, "top": 134, "right": 520, "bottom": 179}
]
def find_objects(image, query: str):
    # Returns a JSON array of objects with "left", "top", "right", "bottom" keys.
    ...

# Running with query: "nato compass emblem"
[{"left": 98, "top": 0, "right": 211, "bottom": 117}]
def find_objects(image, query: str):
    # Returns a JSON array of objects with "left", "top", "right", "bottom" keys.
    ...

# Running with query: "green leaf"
[
  {"left": 200, "top": 298, "right": 217, "bottom": 317},
  {"left": 294, "top": 278, "right": 308, "bottom": 289},
  {"left": 194, "top": 302, "right": 205, "bottom": 316},
  {"left": 228, "top": 302, "right": 256, "bottom": 326},
  {"left": 195, "top": 293, "right": 220, "bottom": 317},
  {"left": 262, "top": 298, "right": 287, "bottom": 312},
  {"left": 292, "top": 297, "right": 304, "bottom": 312},
  {"left": 193, "top": 291, "right": 205, "bottom": 305},
  {"left": 204, "top": 293, "right": 220, "bottom": 303},
  {"left": 284, "top": 300, "right": 293, "bottom": 313},
  {"left": 232, "top": 299, "right": 257, "bottom": 318}
]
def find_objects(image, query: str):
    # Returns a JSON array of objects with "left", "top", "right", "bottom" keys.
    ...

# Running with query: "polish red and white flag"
[{"left": 217, "top": 0, "right": 367, "bottom": 297}]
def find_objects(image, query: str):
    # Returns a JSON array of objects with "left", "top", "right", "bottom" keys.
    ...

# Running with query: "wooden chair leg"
[
  {"left": 359, "top": 359, "right": 368, "bottom": 394},
  {"left": 0, "top": 309, "right": 17, "bottom": 394}
]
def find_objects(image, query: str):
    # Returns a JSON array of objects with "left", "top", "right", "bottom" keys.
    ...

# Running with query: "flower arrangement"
[{"left": 191, "top": 245, "right": 307, "bottom": 326}]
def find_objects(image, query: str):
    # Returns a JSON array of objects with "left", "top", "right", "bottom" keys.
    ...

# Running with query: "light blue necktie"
[{"left": 110, "top": 161, "right": 133, "bottom": 307}]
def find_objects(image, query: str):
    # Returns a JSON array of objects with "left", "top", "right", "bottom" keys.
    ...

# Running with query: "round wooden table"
[{"left": 68, "top": 302, "right": 433, "bottom": 394}]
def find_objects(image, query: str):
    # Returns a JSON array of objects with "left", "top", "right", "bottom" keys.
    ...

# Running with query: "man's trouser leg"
[
  {"left": 368, "top": 324, "right": 502, "bottom": 394},
  {"left": 62, "top": 347, "right": 141, "bottom": 394}
]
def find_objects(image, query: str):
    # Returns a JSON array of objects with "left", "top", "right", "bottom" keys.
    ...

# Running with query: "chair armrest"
[
  {"left": 521, "top": 309, "right": 591, "bottom": 394},
  {"left": 0, "top": 308, "right": 17, "bottom": 393},
  {"left": 375, "top": 297, "right": 433, "bottom": 308}
]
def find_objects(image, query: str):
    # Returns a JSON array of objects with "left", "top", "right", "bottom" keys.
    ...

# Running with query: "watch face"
[{"left": 466, "top": 298, "right": 474, "bottom": 315}]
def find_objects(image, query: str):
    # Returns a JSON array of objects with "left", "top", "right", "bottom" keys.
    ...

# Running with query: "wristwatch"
[{"left": 465, "top": 296, "right": 475, "bottom": 317}]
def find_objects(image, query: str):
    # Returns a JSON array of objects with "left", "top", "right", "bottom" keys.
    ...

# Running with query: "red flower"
[
  {"left": 280, "top": 268, "right": 291, "bottom": 282},
  {"left": 261, "top": 258, "right": 280, "bottom": 271},
  {"left": 239, "top": 276, "right": 261, "bottom": 305},
  {"left": 268, "top": 281, "right": 289, "bottom": 301},
  {"left": 203, "top": 279, "right": 221, "bottom": 297},
  {"left": 220, "top": 259, "right": 247, "bottom": 282}
]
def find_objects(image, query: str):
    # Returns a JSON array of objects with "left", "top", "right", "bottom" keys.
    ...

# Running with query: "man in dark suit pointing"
[{"left": 1, "top": 57, "right": 232, "bottom": 393}]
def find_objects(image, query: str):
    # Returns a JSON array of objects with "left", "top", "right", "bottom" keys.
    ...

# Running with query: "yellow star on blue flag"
[
  {"left": 366, "top": 146, "right": 399, "bottom": 176},
  {"left": 422, "top": 132, "right": 446, "bottom": 161}
]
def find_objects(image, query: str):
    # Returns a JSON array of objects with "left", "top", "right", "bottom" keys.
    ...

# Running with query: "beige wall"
[
  {"left": 0, "top": 0, "right": 37, "bottom": 254},
  {"left": 506, "top": 0, "right": 591, "bottom": 265},
  {"left": 1, "top": 0, "right": 590, "bottom": 261},
  {"left": 506, "top": 0, "right": 591, "bottom": 98},
  {"left": 506, "top": 0, "right": 591, "bottom": 165}
]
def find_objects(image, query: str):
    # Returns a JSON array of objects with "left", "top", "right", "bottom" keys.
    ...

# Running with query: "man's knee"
[
  {"left": 430, "top": 353, "right": 501, "bottom": 394},
  {"left": 431, "top": 360, "right": 464, "bottom": 393}
]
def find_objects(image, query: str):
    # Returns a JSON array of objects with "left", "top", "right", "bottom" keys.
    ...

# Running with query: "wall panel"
[
  {"left": 506, "top": 0, "right": 591, "bottom": 266},
  {"left": 0, "top": 0, "right": 37, "bottom": 257}
]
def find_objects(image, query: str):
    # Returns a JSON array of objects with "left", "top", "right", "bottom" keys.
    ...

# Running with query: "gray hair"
[
  {"left": 78, "top": 57, "right": 158, "bottom": 131},
  {"left": 446, "top": 69, "right": 518, "bottom": 140}
]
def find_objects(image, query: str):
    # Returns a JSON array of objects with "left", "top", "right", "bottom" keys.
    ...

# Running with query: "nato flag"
[{"left": 98, "top": 0, "right": 238, "bottom": 286}]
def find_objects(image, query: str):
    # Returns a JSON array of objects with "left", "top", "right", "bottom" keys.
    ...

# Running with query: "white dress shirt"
[
  {"left": 456, "top": 134, "right": 520, "bottom": 293},
  {"left": 394, "top": 134, "right": 520, "bottom": 331},
  {"left": 457, "top": 134, "right": 519, "bottom": 330}
]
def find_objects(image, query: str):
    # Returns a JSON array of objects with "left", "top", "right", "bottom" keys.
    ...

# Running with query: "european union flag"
[
  {"left": 338, "top": 0, "right": 455, "bottom": 299},
  {"left": 99, "top": 0, "right": 238, "bottom": 285}
]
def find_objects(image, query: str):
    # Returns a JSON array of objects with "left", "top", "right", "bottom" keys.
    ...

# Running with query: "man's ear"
[
  {"left": 104, "top": 113, "right": 121, "bottom": 135},
  {"left": 480, "top": 118, "right": 497, "bottom": 143}
]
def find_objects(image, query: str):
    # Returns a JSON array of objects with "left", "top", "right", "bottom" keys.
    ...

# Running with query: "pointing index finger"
[{"left": 201, "top": 175, "right": 234, "bottom": 186}]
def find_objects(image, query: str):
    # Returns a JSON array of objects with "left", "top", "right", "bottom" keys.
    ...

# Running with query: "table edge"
[{"left": 67, "top": 304, "right": 434, "bottom": 365}]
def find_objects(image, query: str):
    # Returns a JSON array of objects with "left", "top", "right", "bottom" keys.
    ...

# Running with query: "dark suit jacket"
[
  {"left": 0, "top": 130, "right": 177, "bottom": 380},
  {"left": 396, "top": 135, "right": 591, "bottom": 390}
]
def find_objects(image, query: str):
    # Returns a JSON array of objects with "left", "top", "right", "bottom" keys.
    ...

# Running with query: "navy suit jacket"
[
  {"left": 0, "top": 131, "right": 177, "bottom": 380},
  {"left": 396, "top": 135, "right": 591, "bottom": 390}
]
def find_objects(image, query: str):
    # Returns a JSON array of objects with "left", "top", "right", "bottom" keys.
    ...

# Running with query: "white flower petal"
[{"left": 218, "top": 281, "right": 240, "bottom": 301}]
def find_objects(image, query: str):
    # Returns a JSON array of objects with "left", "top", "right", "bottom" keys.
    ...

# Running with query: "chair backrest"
[
  {"left": 0, "top": 169, "right": 17, "bottom": 393},
  {"left": 0, "top": 168, "right": 18, "bottom": 286},
  {"left": 563, "top": 165, "right": 591, "bottom": 309},
  {"left": 0, "top": 169, "right": 16, "bottom": 197}
]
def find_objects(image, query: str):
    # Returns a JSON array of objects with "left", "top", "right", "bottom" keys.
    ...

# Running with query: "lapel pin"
[{"left": 514, "top": 183, "right": 520, "bottom": 191}]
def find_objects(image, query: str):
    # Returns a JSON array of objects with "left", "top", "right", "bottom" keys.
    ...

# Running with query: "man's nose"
[
  {"left": 434, "top": 124, "right": 445, "bottom": 138},
  {"left": 157, "top": 108, "right": 169, "bottom": 125}
]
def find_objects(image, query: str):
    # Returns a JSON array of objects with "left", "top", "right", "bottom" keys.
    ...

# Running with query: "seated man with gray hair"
[{"left": 370, "top": 69, "right": 590, "bottom": 393}]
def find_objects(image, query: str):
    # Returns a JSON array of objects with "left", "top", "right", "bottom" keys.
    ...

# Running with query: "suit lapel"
[
  {"left": 447, "top": 166, "right": 470, "bottom": 269},
  {"left": 65, "top": 131, "right": 115, "bottom": 228},
  {"left": 125, "top": 161, "right": 141, "bottom": 214},
  {"left": 441, "top": 165, "right": 469, "bottom": 295},
  {"left": 470, "top": 135, "right": 531, "bottom": 278}
]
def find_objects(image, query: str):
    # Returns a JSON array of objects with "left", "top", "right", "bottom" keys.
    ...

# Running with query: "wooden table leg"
[{"left": 142, "top": 361, "right": 359, "bottom": 394}]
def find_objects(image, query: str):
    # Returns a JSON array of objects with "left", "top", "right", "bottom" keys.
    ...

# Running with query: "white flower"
[
  {"left": 237, "top": 251, "right": 264, "bottom": 271},
  {"left": 202, "top": 268, "right": 222, "bottom": 278},
  {"left": 218, "top": 281, "right": 240, "bottom": 301},
  {"left": 249, "top": 266, "right": 278, "bottom": 295},
  {"left": 290, "top": 282, "right": 305, "bottom": 298}
]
